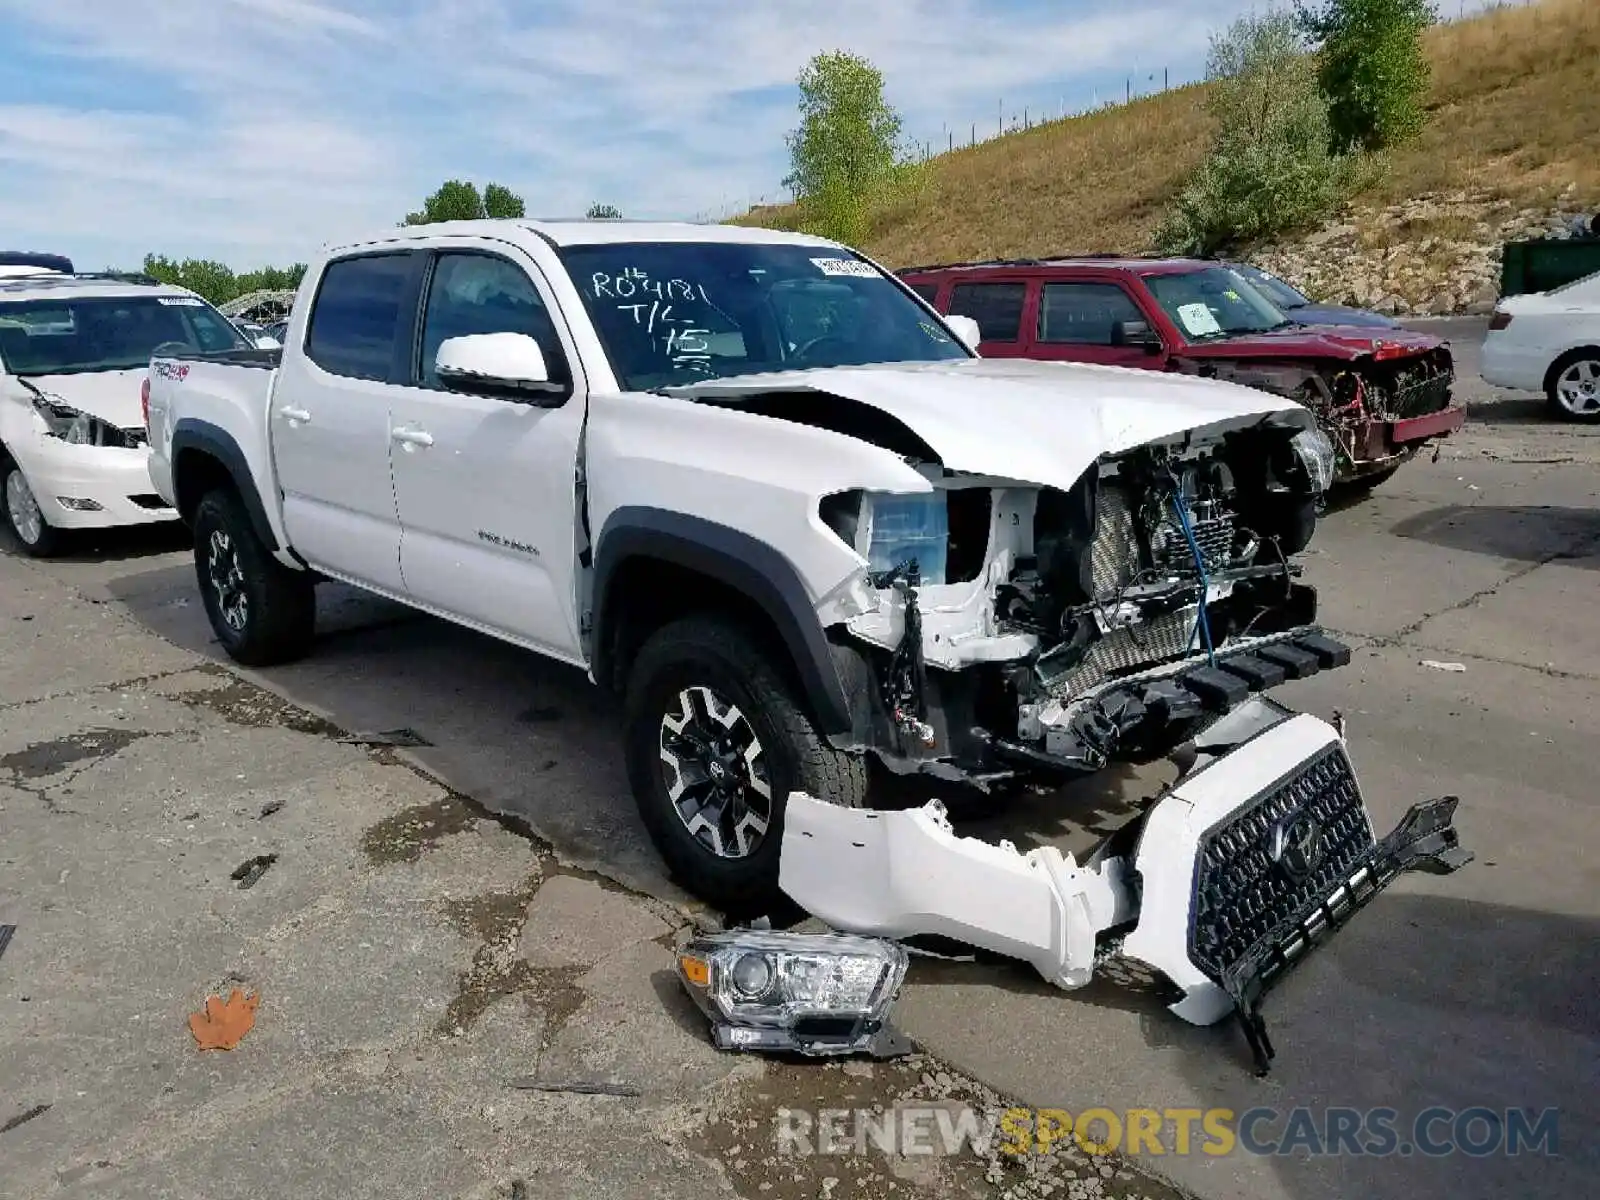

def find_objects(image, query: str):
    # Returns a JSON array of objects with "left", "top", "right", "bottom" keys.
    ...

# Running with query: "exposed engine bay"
[{"left": 821, "top": 421, "right": 1341, "bottom": 787}]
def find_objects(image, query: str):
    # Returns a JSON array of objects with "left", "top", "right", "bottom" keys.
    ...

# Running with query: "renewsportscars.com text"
[{"left": 775, "top": 1105, "right": 1561, "bottom": 1160}]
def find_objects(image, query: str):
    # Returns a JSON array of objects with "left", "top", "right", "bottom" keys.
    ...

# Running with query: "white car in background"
[
  {"left": 1481, "top": 268, "right": 1600, "bottom": 423},
  {"left": 0, "top": 270, "right": 254, "bottom": 555}
]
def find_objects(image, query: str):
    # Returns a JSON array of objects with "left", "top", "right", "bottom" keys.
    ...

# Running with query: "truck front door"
[{"left": 386, "top": 244, "right": 587, "bottom": 663}]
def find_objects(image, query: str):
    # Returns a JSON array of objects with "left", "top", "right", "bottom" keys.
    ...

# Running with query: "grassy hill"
[{"left": 736, "top": 0, "right": 1600, "bottom": 267}]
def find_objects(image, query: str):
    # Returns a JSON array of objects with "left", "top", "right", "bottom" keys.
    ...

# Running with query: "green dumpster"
[{"left": 1500, "top": 238, "right": 1600, "bottom": 299}]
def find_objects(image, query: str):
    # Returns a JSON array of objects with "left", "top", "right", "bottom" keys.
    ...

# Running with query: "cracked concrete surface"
[
  {"left": 3, "top": 324, "right": 1596, "bottom": 1199},
  {"left": 0, "top": 558, "right": 1179, "bottom": 1200}
]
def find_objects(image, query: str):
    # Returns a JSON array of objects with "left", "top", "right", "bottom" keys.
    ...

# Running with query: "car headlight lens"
[
  {"left": 30, "top": 395, "right": 136, "bottom": 448},
  {"left": 1290, "top": 427, "right": 1336, "bottom": 493},
  {"left": 676, "top": 930, "right": 910, "bottom": 1057}
]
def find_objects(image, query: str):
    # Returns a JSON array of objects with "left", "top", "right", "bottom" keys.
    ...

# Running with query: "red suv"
[{"left": 900, "top": 257, "right": 1465, "bottom": 488}]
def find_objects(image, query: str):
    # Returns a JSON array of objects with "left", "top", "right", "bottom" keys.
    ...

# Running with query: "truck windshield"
[
  {"left": 0, "top": 294, "right": 249, "bottom": 376},
  {"left": 557, "top": 241, "right": 970, "bottom": 390},
  {"left": 1142, "top": 267, "right": 1294, "bottom": 341}
]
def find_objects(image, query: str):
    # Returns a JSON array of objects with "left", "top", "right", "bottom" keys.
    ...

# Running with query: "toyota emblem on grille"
[{"left": 1271, "top": 813, "right": 1325, "bottom": 881}]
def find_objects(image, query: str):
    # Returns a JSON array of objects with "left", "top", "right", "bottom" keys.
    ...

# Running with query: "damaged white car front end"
[
  {"left": 778, "top": 696, "right": 1470, "bottom": 1073},
  {"left": 664, "top": 359, "right": 1349, "bottom": 792}
]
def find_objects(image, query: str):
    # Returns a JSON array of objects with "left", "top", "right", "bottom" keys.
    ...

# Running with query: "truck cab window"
[
  {"left": 304, "top": 253, "right": 412, "bottom": 381},
  {"left": 419, "top": 253, "right": 569, "bottom": 389}
]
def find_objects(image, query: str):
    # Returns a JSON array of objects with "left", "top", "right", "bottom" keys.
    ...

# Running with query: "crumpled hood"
[
  {"left": 665, "top": 357, "right": 1313, "bottom": 493},
  {"left": 1179, "top": 325, "right": 1444, "bottom": 361},
  {"left": 17, "top": 370, "right": 147, "bottom": 429}
]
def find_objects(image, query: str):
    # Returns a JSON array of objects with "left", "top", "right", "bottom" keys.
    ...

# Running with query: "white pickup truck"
[{"left": 145, "top": 219, "right": 1467, "bottom": 1068}]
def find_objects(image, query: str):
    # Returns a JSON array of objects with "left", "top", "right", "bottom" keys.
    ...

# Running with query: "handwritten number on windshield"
[{"left": 591, "top": 268, "right": 716, "bottom": 374}]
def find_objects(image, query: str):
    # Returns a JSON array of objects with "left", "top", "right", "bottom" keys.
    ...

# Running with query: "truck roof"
[
  {"left": 0, "top": 271, "right": 201, "bottom": 304},
  {"left": 328, "top": 218, "right": 845, "bottom": 257}
]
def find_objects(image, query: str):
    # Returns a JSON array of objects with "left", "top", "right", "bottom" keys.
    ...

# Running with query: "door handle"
[
  {"left": 391, "top": 426, "right": 434, "bottom": 449},
  {"left": 278, "top": 405, "right": 311, "bottom": 424}
]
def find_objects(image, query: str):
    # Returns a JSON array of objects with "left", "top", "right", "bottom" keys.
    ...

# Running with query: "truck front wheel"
[
  {"left": 622, "top": 616, "right": 867, "bottom": 915},
  {"left": 191, "top": 489, "right": 316, "bottom": 667}
]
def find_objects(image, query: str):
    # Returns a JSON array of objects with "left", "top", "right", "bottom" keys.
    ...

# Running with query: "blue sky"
[{"left": 0, "top": 0, "right": 1503, "bottom": 270}]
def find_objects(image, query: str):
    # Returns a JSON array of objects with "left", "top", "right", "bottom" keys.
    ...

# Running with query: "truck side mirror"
[
  {"left": 1113, "top": 319, "right": 1162, "bottom": 353},
  {"left": 945, "top": 314, "right": 982, "bottom": 352},
  {"left": 435, "top": 332, "right": 568, "bottom": 404}
]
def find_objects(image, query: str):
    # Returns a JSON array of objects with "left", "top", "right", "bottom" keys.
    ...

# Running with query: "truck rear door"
[{"left": 271, "top": 250, "right": 418, "bottom": 593}]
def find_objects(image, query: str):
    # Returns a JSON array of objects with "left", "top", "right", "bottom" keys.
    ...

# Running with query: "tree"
[
  {"left": 586, "top": 203, "right": 623, "bottom": 219},
  {"left": 135, "top": 255, "right": 306, "bottom": 305},
  {"left": 783, "top": 50, "right": 916, "bottom": 246},
  {"left": 403, "top": 179, "right": 527, "bottom": 225},
  {"left": 142, "top": 254, "right": 238, "bottom": 304},
  {"left": 483, "top": 183, "right": 526, "bottom": 219},
  {"left": 1298, "top": 0, "right": 1436, "bottom": 152},
  {"left": 1154, "top": 10, "right": 1353, "bottom": 255}
]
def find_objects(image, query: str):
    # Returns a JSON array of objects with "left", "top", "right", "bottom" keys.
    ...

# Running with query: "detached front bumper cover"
[{"left": 779, "top": 697, "right": 1472, "bottom": 1077}]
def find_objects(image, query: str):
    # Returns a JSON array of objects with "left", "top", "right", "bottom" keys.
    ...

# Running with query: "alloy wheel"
[
  {"left": 658, "top": 685, "right": 774, "bottom": 859},
  {"left": 1555, "top": 358, "right": 1600, "bottom": 417},
  {"left": 4, "top": 468, "right": 44, "bottom": 547},
  {"left": 206, "top": 528, "right": 250, "bottom": 633}
]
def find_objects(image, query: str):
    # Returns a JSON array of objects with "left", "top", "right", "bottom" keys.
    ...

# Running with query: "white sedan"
[
  {"left": 1481, "top": 268, "right": 1600, "bottom": 423},
  {"left": 0, "top": 272, "right": 252, "bottom": 556}
]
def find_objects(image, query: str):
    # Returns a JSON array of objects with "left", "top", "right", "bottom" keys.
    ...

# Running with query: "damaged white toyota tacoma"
[{"left": 143, "top": 220, "right": 1468, "bottom": 1066}]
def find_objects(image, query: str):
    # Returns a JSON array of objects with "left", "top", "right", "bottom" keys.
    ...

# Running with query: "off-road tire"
[
  {"left": 192, "top": 488, "right": 316, "bottom": 666},
  {"left": 622, "top": 615, "right": 868, "bottom": 916},
  {"left": 1545, "top": 349, "right": 1600, "bottom": 424},
  {"left": 0, "top": 454, "right": 65, "bottom": 558}
]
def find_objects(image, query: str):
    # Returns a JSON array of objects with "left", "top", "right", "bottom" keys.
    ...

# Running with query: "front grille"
[
  {"left": 1389, "top": 373, "right": 1452, "bottom": 419},
  {"left": 1090, "top": 484, "right": 1138, "bottom": 598},
  {"left": 1189, "top": 743, "right": 1374, "bottom": 983}
]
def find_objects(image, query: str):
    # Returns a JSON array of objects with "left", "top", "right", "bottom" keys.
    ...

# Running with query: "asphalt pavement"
[{"left": 3, "top": 319, "right": 1596, "bottom": 1199}]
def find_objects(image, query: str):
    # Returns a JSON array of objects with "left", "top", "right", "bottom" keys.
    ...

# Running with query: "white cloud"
[{"left": 0, "top": 0, "right": 1516, "bottom": 266}]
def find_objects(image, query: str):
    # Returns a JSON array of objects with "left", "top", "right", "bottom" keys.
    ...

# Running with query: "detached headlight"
[
  {"left": 1290, "top": 427, "right": 1336, "bottom": 493},
  {"left": 31, "top": 395, "right": 135, "bottom": 448},
  {"left": 676, "top": 930, "right": 911, "bottom": 1058}
]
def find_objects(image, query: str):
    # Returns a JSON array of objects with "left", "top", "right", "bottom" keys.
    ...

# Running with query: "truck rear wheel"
[
  {"left": 622, "top": 616, "right": 868, "bottom": 916},
  {"left": 191, "top": 489, "right": 316, "bottom": 667}
]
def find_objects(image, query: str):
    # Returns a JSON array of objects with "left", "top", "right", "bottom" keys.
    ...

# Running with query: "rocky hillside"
[
  {"left": 738, "top": 0, "right": 1599, "bottom": 313},
  {"left": 1255, "top": 184, "right": 1595, "bottom": 317}
]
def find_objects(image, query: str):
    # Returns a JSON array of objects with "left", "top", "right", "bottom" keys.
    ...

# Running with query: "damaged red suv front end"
[{"left": 898, "top": 257, "right": 1466, "bottom": 488}]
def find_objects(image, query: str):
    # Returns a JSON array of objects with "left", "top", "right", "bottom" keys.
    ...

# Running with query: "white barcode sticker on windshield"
[
  {"left": 811, "top": 257, "right": 878, "bottom": 278},
  {"left": 1177, "top": 303, "right": 1222, "bottom": 336},
  {"left": 157, "top": 296, "right": 205, "bottom": 306}
]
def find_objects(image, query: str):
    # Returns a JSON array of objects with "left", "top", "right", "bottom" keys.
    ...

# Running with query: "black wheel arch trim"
[
  {"left": 170, "top": 419, "right": 280, "bottom": 553},
  {"left": 591, "top": 506, "right": 853, "bottom": 736}
]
